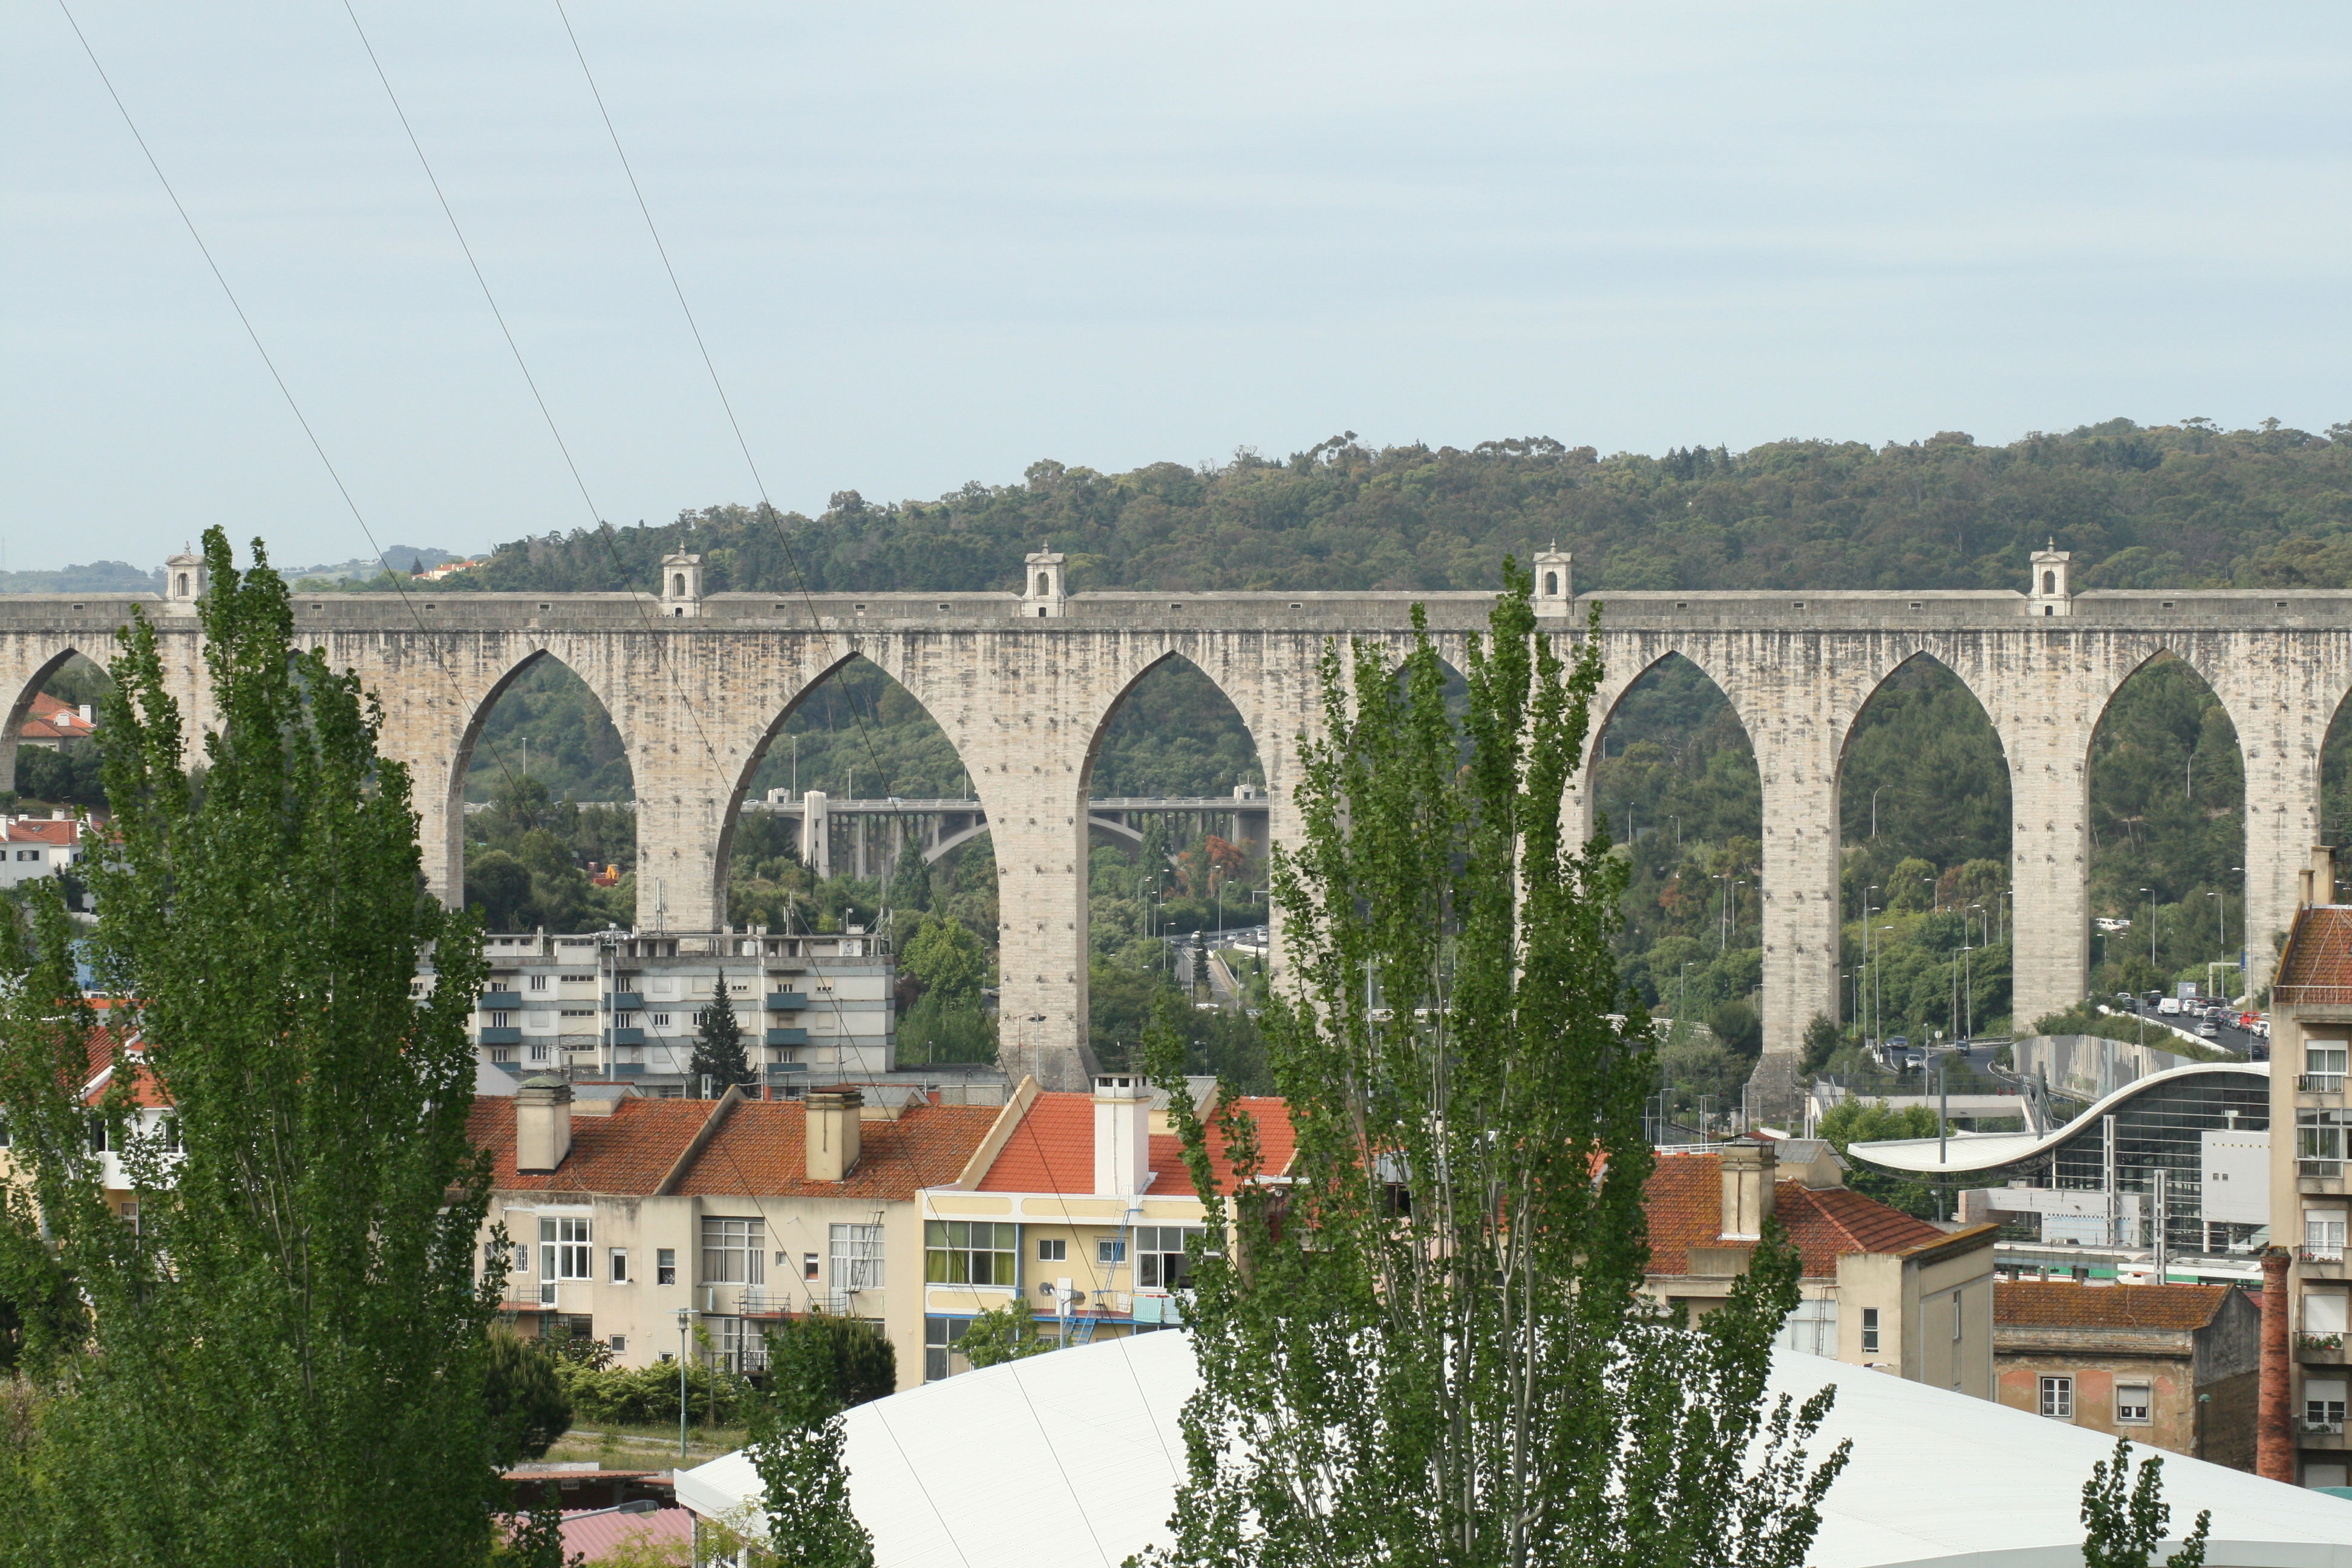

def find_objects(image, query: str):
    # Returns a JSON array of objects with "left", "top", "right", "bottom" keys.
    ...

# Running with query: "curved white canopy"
[
  {"left": 679, "top": 1325, "right": 2352, "bottom": 1567},
  {"left": 1848, "top": 1059, "right": 2267, "bottom": 1177}
]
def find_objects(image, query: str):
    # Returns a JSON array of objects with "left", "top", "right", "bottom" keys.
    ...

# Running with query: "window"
[
  {"left": 528, "top": 1045, "right": 549, "bottom": 1062},
  {"left": 2301, "top": 1110, "right": 2347, "bottom": 1174},
  {"left": 656, "top": 1248, "right": 676, "bottom": 1287},
  {"left": 561, "top": 1008, "right": 594, "bottom": 1019},
  {"left": 1136, "top": 1226, "right": 1201, "bottom": 1290},
  {"left": 2115, "top": 1383, "right": 2152, "bottom": 1424},
  {"left": 803, "top": 1253, "right": 821, "bottom": 1282},
  {"left": 702, "top": 1217, "right": 765, "bottom": 1285},
  {"left": 488, "top": 1011, "right": 514, "bottom": 1030},
  {"left": 609, "top": 1249, "right": 629, "bottom": 1283},
  {"left": 1861, "top": 1307, "right": 1880, "bottom": 1354},
  {"left": 1038, "top": 1238, "right": 1067, "bottom": 1262},
  {"left": 540, "top": 1217, "right": 592, "bottom": 1281},
  {"left": 489, "top": 1046, "right": 515, "bottom": 1063},
  {"left": 925, "top": 1316, "right": 970, "bottom": 1381},
  {"left": 831, "top": 1224, "right": 884, "bottom": 1308},
  {"left": 484, "top": 1242, "right": 505, "bottom": 1278},
  {"left": 925, "top": 1221, "right": 1018, "bottom": 1285},
  {"left": 1097, "top": 1238, "right": 1127, "bottom": 1266},
  {"left": 1953, "top": 1292, "right": 1965, "bottom": 1341},
  {"left": 2308, "top": 1212, "right": 2348, "bottom": 1261},
  {"left": 2039, "top": 1376, "right": 2074, "bottom": 1419},
  {"left": 651, "top": 1013, "right": 672, "bottom": 1029},
  {"left": 609, "top": 1335, "right": 626, "bottom": 1354},
  {"left": 2311, "top": 1045, "right": 2348, "bottom": 1076},
  {"left": 2307, "top": 1378, "right": 2348, "bottom": 1432},
  {"left": 511, "top": 1242, "right": 530, "bottom": 1273},
  {"left": 528, "top": 974, "right": 549, "bottom": 991},
  {"left": 87, "top": 1117, "right": 108, "bottom": 1154},
  {"left": 708, "top": 1316, "right": 767, "bottom": 1374}
]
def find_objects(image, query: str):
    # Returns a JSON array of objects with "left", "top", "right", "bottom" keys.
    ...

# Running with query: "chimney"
[
  {"left": 2259, "top": 1245, "right": 2295, "bottom": 1481},
  {"left": 515, "top": 1076, "right": 573, "bottom": 1173},
  {"left": 1093, "top": 1074, "right": 1152, "bottom": 1198},
  {"left": 806, "top": 1089, "right": 863, "bottom": 1182},
  {"left": 1719, "top": 1137, "right": 1776, "bottom": 1241},
  {"left": 2316, "top": 844, "right": 2339, "bottom": 907}
]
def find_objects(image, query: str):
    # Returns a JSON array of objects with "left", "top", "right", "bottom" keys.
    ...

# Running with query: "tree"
[
  {"left": 1141, "top": 570, "right": 1849, "bottom": 1567},
  {"left": 0, "top": 529, "right": 501, "bottom": 1564},
  {"left": 748, "top": 1319, "right": 875, "bottom": 1568},
  {"left": 773, "top": 1314, "right": 898, "bottom": 1410},
  {"left": 690, "top": 975, "right": 754, "bottom": 1096},
  {"left": 2082, "top": 1439, "right": 2210, "bottom": 1568},
  {"left": 486, "top": 1331, "right": 574, "bottom": 1467},
  {"left": 957, "top": 1301, "right": 1049, "bottom": 1370},
  {"left": 887, "top": 827, "right": 931, "bottom": 912},
  {"left": 1800, "top": 1012, "right": 1844, "bottom": 1074}
]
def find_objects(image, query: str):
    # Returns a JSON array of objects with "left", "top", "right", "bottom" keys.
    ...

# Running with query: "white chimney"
[
  {"left": 515, "top": 1076, "right": 573, "bottom": 1173},
  {"left": 1093, "top": 1074, "right": 1152, "bottom": 1198},
  {"left": 1719, "top": 1137, "right": 1777, "bottom": 1241},
  {"left": 806, "top": 1089, "right": 863, "bottom": 1182}
]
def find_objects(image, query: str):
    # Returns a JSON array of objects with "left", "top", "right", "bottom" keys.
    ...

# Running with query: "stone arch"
[
  {"left": 1833, "top": 650, "right": 2013, "bottom": 1044},
  {"left": 451, "top": 648, "right": 639, "bottom": 931},
  {"left": 722, "top": 649, "right": 988, "bottom": 924},
  {"left": 0, "top": 645, "right": 111, "bottom": 796},
  {"left": 2085, "top": 648, "right": 2246, "bottom": 995},
  {"left": 1586, "top": 649, "right": 1763, "bottom": 1028}
]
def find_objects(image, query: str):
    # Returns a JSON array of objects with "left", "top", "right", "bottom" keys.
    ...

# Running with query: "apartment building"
[
  {"left": 470, "top": 1077, "right": 998, "bottom": 1391},
  {"left": 2261, "top": 844, "right": 2352, "bottom": 1488},
  {"left": 1993, "top": 1281, "right": 2259, "bottom": 1467},
  {"left": 0, "top": 1009, "right": 171, "bottom": 1223},
  {"left": 0, "top": 811, "right": 87, "bottom": 890},
  {"left": 1642, "top": 1135, "right": 1999, "bottom": 1395},
  {"left": 456, "top": 926, "right": 895, "bottom": 1096},
  {"left": 916, "top": 1074, "right": 1296, "bottom": 1380}
]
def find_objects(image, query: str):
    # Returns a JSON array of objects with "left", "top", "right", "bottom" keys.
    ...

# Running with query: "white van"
[{"left": 2157, "top": 996, "right": 2183, "bottom": 1015}]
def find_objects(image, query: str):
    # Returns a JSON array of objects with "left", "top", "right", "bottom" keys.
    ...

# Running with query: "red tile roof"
[
  {"left": 1642, "top": 1152, "right": 1952, "bottom": 1277},
  {"left": 2276, "top": 905, "right": 2352, "bottom": 1004},
  {"left": 1995, "top": 1281, "right": 2234, "bottom": 1331},
  {"left": 467, "top": 1094, "right": 996, "bottom": 1200},
  {"left": 3, "top": 818, "right": 81, "bottom": 846},
  {"left": 976, "top": 1092, "right": 1297, "bottom": 1198},
  {"left": 20, "top": 693, "right": 94, "bottom": 743}
]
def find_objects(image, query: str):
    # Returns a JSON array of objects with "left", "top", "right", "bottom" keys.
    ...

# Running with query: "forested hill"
[{"left": 399, "top": 417, "right": 2352, "bottom": 596}]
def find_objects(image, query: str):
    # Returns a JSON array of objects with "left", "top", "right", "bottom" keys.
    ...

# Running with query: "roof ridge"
[{"left": 655, "top": 1084, "right": 745, "bottom": 1195}]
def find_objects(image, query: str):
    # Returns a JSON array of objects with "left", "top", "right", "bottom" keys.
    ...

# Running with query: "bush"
[
  {"left": 773, "top": 1314, "right": 897, "bottom": 1410},
  {"left": 485, "top": 1332, "right": 572, "bottom": 1465},
  {"left": 959, "top": 1302, "right": 1048, "bottom": 1370},
  {"left": 556, "top": 1355, "right": 751, "bottom": 1428}
]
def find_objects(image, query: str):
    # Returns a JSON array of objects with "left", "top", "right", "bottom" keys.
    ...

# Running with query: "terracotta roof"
[
  {"left": 2275, "top": 906, "right": 2352, "bottom": 1003},
  {"left": 20, "top": 693, "right": 94, "bottom": 742},
  {"left": 3, "top": 818, "right": 80, "bottom": 846},
  {"left": 1643, "top": 1152, "right": 1951, "bottom": 1277},
  {"left": 1995, "top": 1281, "right": 2233, "bottom": 1331},
  {"left": 468, "top": 1094, "right": 996, "bottom": 1200},
  {"left": 976, "top": 1092, "right": 1297, "bottom": 1198}
]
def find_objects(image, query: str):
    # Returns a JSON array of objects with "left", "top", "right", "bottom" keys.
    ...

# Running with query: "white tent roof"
[{"left": 679, "top": 1330, "right": 2352, "bottom": 1567}]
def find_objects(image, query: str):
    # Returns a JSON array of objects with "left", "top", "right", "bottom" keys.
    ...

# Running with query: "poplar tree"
[
  {"left": 1143, "top": 568, "right": 1850, "bottom": 1568},
  {"left": 0, "top": 529, "right": 501, "bottom": 1566},
  {"left": 750, "top": 1323, "right": 875, "bottom": 1568}
]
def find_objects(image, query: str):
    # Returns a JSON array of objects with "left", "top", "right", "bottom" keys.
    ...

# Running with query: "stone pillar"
[
  {"left": 799, "top": 791, "right": 831, "bottom": 879},
  {"left": 986, "top": 774, "right": 1095, "bottom": 1091},
  {"left": 2216, "top": 642, "right": 2344, "bottom": 999},
  {"left": 2004, "top": 719, "right": 2092, "bottom": 1030},
  {"left": 1753, "top": 728, "right": 1841, "bottom": 1057}
]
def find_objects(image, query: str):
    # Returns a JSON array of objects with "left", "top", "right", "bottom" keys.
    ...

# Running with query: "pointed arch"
[
  {"left": 1, "top": 646, "right": 113, "bottom": 800},
  {"left": 2086, "top": 649, "right": 2244, "bottom": 990},
  {"left": 453, "top": 650, "right": 638, "bottom": 933},
  {"left": 1587, "top": 650, "right": 1763, "bottom": 1023}
]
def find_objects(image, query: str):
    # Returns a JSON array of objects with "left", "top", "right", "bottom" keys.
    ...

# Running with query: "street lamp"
[
  {"left": 1870, "top": 786, "right": 1886, "bottom": 839},
  {"left": 676, "top": 1305, "right": 697, "bottom": 1458},
  {"left": 2141, "top": 886, "right": 2156, "bottom": 972}
]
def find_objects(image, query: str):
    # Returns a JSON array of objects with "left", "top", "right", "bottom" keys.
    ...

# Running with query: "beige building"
[
  {"left": 1993, "top": 1281, "right": 2260, "bottom": 1467},
  {"left": 1642, "top": 1136, "right": 1998, "bottom": 1395},
  {"left": 468, "top": 1078, "right": 996, "bottom": 1391},
  {"left": 916, "top": 1073, "right": 1295, "bottom": 1380},
  {"left": 2262, "top": 846, "right": 2352, "bottom": 1488}
]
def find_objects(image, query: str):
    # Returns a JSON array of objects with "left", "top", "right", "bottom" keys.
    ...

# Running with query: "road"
[{"left": 2099, "top": 994, "right": 2264, "bottom": 1059}]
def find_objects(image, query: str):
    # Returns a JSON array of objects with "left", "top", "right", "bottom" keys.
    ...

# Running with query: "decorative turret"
[
  {"left": 163, "top": 549, "right": 204, "bottom": 613},
  {"left": 2027, "top": 538, "right": 2072, "bottom": 618},
  {"left": 660, "top": 552, "right": 704, "bottom": 618},
  {"left": 1022, "top": 543, "right": 1066, "bottom": 619},
  {"left": 1533, "top": 546, "right": 1573, "bottom": 618}
]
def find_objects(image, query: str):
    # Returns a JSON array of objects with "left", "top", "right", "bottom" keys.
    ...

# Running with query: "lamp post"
[
  {"left": 676, "top": 1305, "right": 696, "bottom": 1459},
  {"left": 1924, "top": 875, "right": 1936, "bottom": 915},
  {"left": 1733, "top": 881, "right": 1747, "bottom": 949},
  {"left": 1870, "top": 786, "right": 1886, "bottom": 839},
  {"left": 2142, "top": 886, "right": 2157, "bottom": 974}
]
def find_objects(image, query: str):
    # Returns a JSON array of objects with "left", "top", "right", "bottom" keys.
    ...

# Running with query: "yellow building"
[{"left": 916, "top": 1073, "right": 1295, "bottom": 1379}]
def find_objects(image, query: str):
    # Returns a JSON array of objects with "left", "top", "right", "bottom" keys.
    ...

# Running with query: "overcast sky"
[{"left": 5, "top": 2, "right": 2350, "bottom": 572}]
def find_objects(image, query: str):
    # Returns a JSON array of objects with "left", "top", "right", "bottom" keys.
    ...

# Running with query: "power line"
[{"left": 51, "top": 0, "right": 531, "bottom": 814}]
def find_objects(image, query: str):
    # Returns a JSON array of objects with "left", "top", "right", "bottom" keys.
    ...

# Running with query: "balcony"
[
  {"left": 479, "top": 989, "right": 523, "bottom": 1010},
  {"left": 607, "top": 1027, "right": 646, "bottom": 1047},
  {"left": 2299, "top": 1334, "right": 2347, "bottom": 1363},
  {"left": 611, "top": 1062, "right": 645, "bottom": 1076},
  {"left": 2299, "top": 1247, "right": 2346, "bottom": 1272},
  {"left": 765, "top": 1063, "right": 808, "bottom": 1079},
  {"left": 766, "top": 991, "right": 808, "bottom": 1010},
  {"left": 2302, "top": 1419, "right": 2347, "bottom": 1448},
  {"left": 2301, "top": 1159, "right": 2344, "bottom": 1180},
  {"left": 607, "top": 991, "right": 645, "bottom": 1011},
  {"left": 2302, "top": 1074, "right": 2347, "bottom": 1093},
  {"left": 478, "top": 1027, "right": 522, "bottom": 1045},
  {"left": 735, "top": 1290, "right": 800, "bottom": 1318},
  {"left": 766, "top": 1027, "right": 809, "bottom": 1047}
]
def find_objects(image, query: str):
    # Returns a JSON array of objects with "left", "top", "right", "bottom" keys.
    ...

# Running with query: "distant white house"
[{"left": 0, "top": 811, "right": 86, "bottom": 889}]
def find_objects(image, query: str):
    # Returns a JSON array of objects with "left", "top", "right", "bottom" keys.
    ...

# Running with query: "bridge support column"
[
  {"left": 2222, "top": 666, "right": 2336, "bottom": 1001},
  {"left": 987, "top": 786, "right": 1097, "bottom": 1093},
  {"left": 636, "top": 789, "right": 730, "bottom": 932},
  {"left": 1754, "top": 733, "right": 1841, "bottom": 1060},
  {"left": 2006, "top": 725, "right": 2092, "bottom": 1030}
]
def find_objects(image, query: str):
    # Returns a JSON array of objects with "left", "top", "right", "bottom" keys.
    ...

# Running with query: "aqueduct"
[{"left": 3, "top": 543, "right": 2347, "bottom": 1092}]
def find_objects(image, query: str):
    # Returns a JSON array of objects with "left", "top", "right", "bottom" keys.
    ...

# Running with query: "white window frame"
[
  {"left": 2115, "top": 1382, "right": 2152, "bottom": 1424},
  {"left": 702, "top": 1217, "right": 766, "bottom": 1285},
  {"left": 609, "top": 1247, "right": 629, "bottom": 1283},
  {"left": 2039, "top": 1376, "right": 2074, "bottom": 1419},
  {"left": 540, "top": 1216, "right": 592, "bottom": 1281},
  {"left": 831, "top": 1223, "right": 884, "bottom": 1312}
]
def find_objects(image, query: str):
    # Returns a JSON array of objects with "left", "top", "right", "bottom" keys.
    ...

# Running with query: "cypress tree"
[
  {"left": 0, "top": 529, "right": 501, "bottom": 1564},
  {"left": 1142, "top": 567, "right": 1850, "bottom": 1567},
  {"left": 690, "top": 975, "right": 753, "bottom": 1096}
]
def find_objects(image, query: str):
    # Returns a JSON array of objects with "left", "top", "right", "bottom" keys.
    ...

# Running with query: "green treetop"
[{"left": 690, "top": 975, "right": 755, "bottom": 1096}]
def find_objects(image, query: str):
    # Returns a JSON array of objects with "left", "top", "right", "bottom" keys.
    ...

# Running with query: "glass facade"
[{"left": 2037, "top": 1069, "right": 2270, "bottom": 1252}]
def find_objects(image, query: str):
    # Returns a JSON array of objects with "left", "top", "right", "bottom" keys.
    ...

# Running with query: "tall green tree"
[
  {"left": 749, "top": 1322, "right": 875, "bottom": 1568},
  {"left": 690, "top": 976, "right": 754, "bottom": 1096},
  {"left": 1143, "top": 570, "right": 1849, "bottom": 1568},
  {"left": 0, "top": 529, "right": 501, "bottom": 1566}
]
